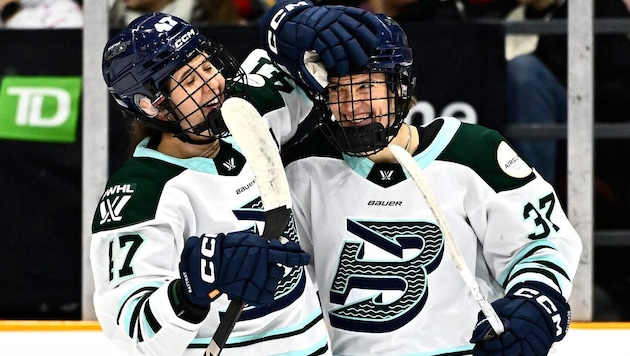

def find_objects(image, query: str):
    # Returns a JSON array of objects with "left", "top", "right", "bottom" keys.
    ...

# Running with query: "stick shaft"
[
  {"left": 206, "top": 98, "right": 293, "bottom": 355},
  {"left": 206, "top": 301, "right": 243, "bottom": 356},
  {"left": 389, "top": 145, "right": 505, "bottom": 335}
]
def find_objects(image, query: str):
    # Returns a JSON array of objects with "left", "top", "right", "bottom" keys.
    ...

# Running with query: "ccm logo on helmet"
[
  {"left": 266, "top": 1, "right": 309, "bottom": 55},
  {"left": 174, "top": 29, "right": 197, "bottom": 50},
  {"left": 513, "top": 286, "right": 564, "bottom": 337}
]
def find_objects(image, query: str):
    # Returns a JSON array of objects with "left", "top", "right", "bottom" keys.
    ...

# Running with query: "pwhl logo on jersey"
[
  {"left": 99, "top": 184, "right": 136, "bottom": 225},
  {"left": 222, "top": 157, "right": 237, "bottom": 171},
  {"left": 0, "top": 76, "right": 82, "bottom": 143}
]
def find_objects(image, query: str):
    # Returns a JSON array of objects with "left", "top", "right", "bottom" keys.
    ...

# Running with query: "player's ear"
[{"left": 135, "top": 95, "right": 160, "bottom": 117}]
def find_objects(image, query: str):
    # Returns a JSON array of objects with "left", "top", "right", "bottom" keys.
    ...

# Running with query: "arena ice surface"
[{"left": 0, "top": 323, "right": 627, "bottom": 355}]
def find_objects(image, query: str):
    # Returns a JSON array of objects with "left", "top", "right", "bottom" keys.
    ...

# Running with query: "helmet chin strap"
[
  {"left": 173, "top": 107, "right": 228, "bottom": 145},
  {"left": 326, "top": 121, "right": 402, "bottom": 155},
  {"left": 174, "top": 132, "right": 217, "bottom": 145}
]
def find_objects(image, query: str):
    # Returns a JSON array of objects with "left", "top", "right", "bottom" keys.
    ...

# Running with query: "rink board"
[{"left": 0, "top": 321, "right": 627, "bottom": 355}]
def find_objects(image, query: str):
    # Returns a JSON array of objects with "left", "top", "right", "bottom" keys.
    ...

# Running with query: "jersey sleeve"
[
  {"left": 91, "top": 181, "right": 206, "bottom": 355},
  {"left": 239, "top": 49, "right": 317, "bottom": 146},
  {"left": 442, "top": 122, "right": 583, "bottom": 299}
]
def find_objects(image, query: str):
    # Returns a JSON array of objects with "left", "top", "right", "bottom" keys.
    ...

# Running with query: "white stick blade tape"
[{"left": 221, "top": 97, "right": 292, "bottom": 210}]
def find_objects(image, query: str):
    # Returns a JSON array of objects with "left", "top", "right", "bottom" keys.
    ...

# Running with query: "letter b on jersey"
[{"left": 0, "top": 76, "right": 81, "bottom": 143}]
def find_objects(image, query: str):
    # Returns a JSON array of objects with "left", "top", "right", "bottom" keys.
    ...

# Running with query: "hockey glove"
[
  {"left": 470, "top": 282, "right": 571, "bottom": 356},
  {"left": 179, "top": 231, "right": 310, "bottom": 307},
  {"left": 260, "top": 0, "right": 382, "bottom": 92}
]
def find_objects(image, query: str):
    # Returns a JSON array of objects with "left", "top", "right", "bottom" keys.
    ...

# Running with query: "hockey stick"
[
  {"left": 205, "top": 97, "right": 292, "bottom": 356},
  {"left": 389, "top": 144, "right": 505, "bottom": 336}
]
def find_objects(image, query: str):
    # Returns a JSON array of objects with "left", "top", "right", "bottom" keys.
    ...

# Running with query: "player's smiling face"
[
  {"left": 167, "top": 52, "right": 225, "bottom": 138},
  {"left": 327, "top": 72, "right": 394, "bottom": 129}
]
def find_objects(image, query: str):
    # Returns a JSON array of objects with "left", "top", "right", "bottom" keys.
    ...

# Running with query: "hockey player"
[
  {"left": 89, "top": 10, "right": 381, "bottom": 355},
  {"left": 260, "top": 1, "right": 583, "bottom": 355}
]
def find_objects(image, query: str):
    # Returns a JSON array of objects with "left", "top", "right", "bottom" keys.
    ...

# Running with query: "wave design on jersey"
[
  {"left": 329, "top": 220, "right": 444, "bottom": 332},
  {"left": 232, "top": 197, "right": 306, "bottom": 320}
]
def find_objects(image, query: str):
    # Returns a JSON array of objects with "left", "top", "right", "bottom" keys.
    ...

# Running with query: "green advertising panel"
[{"left": 0, "top": 76, "right": 82, "bottom": 143}]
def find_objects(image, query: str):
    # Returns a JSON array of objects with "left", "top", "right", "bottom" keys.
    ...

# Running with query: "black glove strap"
[{"left": 168, "top": 280, "right": 210, "bottom": 324}]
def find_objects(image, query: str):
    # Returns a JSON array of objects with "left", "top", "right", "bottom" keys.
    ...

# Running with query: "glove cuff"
[
  {"left": 506, "top": 281, "right": 566, "bottom": 303},
  {"left": 507, "top": 281, "right": 571, "bottom": 341},
  {"left": 169, "top": 280, "right": 210, "bottom": 324}
]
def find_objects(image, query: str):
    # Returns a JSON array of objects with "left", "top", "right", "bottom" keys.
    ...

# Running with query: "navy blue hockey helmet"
[
  {"left": 102, "top": 12, "right": 245, "bottom": 143},
  {"left": 322, "top": 14, "right": 415, "bottom": 156},
  {"left": 368, "top": 14, "right": 413, "bottom": 77}
]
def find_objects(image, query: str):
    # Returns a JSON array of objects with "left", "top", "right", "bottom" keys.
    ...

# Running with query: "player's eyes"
[{"left": 184, "top": 76, "right": 195, "bottom": 85}]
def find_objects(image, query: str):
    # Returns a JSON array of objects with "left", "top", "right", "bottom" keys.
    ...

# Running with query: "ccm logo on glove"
[
  {"left": 266, "top": 0, "right": 309, "bottom": 55},
  {"left": 470, "top": 281, "right": 571, "bottom": 356},
  {"left": 199, "top": 236, "right": 217, "bottom": 284},
  {"left": 179, "top": 231, "right": 310, "bottom": 307},
  {"left": 512, "top": 286, "right": 565, "bottom": 337}
]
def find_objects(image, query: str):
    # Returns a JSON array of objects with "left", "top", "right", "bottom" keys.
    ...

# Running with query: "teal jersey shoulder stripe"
[{"left": 415, "top": 117, "right": 462, "bottom": 168}]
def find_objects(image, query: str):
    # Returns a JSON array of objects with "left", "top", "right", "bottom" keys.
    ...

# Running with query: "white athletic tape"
[{"left": 221, "top": 97, "right": 292, "bottom": 211}]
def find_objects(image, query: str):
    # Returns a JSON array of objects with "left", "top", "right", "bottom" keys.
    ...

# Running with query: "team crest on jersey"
[
  {"left": 98, "top": 184, "right": 136, "bottom": 225},
  {"left": 497, "top": 141, "right": 532, "bottom": 178}
]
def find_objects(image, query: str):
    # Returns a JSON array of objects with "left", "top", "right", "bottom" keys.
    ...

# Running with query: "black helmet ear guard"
[{"left": 102, "top": 12, "right": 246, "bottom": 144}]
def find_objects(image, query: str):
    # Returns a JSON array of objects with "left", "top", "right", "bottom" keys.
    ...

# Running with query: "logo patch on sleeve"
[
  {"left": 98, "top": 184, "right": 136, "bottom": 224},
  {"left": 497, "top": 141, "right": 532, "bottom": 178}
]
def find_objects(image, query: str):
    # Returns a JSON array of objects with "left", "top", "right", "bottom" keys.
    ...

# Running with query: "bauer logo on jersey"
[
  {"left": 497, "top": 141, "right": 532, "bottom": 178},
  {"left": 98, "top": 184, "right": 136, "bottom": 224}
]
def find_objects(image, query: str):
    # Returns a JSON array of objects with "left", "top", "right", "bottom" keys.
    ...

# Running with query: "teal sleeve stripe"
[
  {"left": 507, "top": 266, "right": 560, "bottom": 289},
  {"left": 128, "top": 293, "right": 151, "bottom": 339},
  {"left": 226, "top": 310, "right": 323, "bottom": 345},
  {"left": 497, "top": 240, "right": 561, "bottom": 286},
  {"left": 115, "top": 282, "right": 162, "bottom": 337},
  {"left": 509, "top": 256, "right": 570, "bottom": 281},
  {"left": 116, "top": 282, "right": 163, "bottom": 313},
  {"left": 117, "top": 288, "right": 155, "bottom": 337},
  {"left": 120, "top": 296, "right": 141, "bottom": 337},
  {"left": 188, "top": 310, "right": 325, "bottom": 349},
  {"left": 140, "top": 300, "right": 160, "bottom": 340},
  {"left": 404, "top": 344, "right": 474, "bottom": 356}
]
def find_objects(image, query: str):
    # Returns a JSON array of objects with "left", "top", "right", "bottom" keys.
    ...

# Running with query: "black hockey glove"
[
  {"left": 470, "top": 282, "right": 570, "bottom": 356},
  {"left": 260, "top": 0, "right": 381, "bottom": 92},
  {"left": 179, "top": 231, "right": 310, "bottom": 307}
]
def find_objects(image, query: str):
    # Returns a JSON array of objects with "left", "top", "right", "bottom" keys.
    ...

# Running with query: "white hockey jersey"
[
  {"left": 90, "top": 50, "right": 330, "bottom": 356},
  {"left": 283, "top": 117, "right": 582, "bottom": 356}
]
